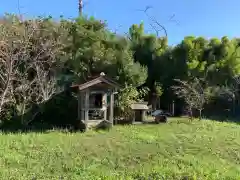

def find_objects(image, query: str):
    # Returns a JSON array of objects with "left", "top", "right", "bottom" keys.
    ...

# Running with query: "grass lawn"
[{"left": 0, "top": 118, "right": 240, "bottom": 179}]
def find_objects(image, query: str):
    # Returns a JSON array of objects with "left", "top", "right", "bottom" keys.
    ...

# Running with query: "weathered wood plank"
[
  {"left": 103, "top": 93, "right": 107, "bottom": 120},
  {"left": 109, "top": 92, "right": 114, "bottom": 126},
  {"left": 85, "top": 89, "right": 89, "bottom": 129},
  {"left": 77, "top": 90, "right": 81, "bottom": 120}
]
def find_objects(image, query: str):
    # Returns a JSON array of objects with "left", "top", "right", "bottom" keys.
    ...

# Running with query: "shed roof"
[
  {"left": 71, "top": 73, "right": 121, "bottom": 91},
  {"left": 131, "top": 102, "right": 149, "bottom": 110}
]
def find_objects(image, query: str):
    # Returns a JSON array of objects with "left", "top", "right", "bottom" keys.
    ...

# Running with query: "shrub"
[{"left": 95, "top": 120, "right": 112, "bottom": 131}]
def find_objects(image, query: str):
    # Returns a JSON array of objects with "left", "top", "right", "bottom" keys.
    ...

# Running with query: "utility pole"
[
  {"left": 17, "top": 0, "right": 23, "bottom": 21},
  {"left": 79, "top": 0, "right": 83, "bottom": 16}
]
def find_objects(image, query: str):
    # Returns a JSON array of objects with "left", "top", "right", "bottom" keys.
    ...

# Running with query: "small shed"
[
  {"left": 72, "top": 73, "right": 121, "bottom": 130},
  {"left": 131, "top": 102, "right": 149, "bottom": 123}
]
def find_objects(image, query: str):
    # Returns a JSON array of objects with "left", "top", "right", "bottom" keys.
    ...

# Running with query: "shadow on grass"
[
  {"left": 0, "top": 122, "right": 87, "bottom": 134},
  {"left": 0, "top": 88, "right": 87, "bottom": 134},
  {"left": 114, "top": 118, "right": 167, "bottom": 126},
  {"left": 204, "top": 115, "right": 240, "bottom": 125}
]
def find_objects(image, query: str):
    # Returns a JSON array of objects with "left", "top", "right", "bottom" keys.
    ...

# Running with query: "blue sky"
[{"left": 1, "top": 0, "right": 240, "bottom": 45}]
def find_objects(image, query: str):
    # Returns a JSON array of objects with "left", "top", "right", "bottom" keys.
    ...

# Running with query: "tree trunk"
[
  {"left": 21, "top": 103, "right": 26, "bottom": 125},
  {"left": 232, "top": 98, "right": 236, "bottom": 116},
  {"left": 0, "top": 61, "right": 12, "bottom": 114},
  {"left": 189, "top": 107, "right": 193, "bottom": 120},
  {"left": 199, "top": 109, "right": 202, "bottom": 120},
  {"left": 0, "top": 86, "right": 9, "bottom": 114}
]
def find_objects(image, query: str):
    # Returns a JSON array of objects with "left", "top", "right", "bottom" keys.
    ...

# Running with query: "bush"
[
  {"left": 116, "top": 85, "right": 148, "bottom": 121},
  {"left": 95, "top": 120, "right": 112, "bottom": 131},
  {"left": 28, "top": 88, "right": 78, "bottom": 129}
]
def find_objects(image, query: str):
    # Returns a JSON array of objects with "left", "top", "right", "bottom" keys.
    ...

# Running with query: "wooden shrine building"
[
  {"left": 131, "top": 102, "right": 149, "bottom": 123},
  {"left": 72, "top": 73, "right": 120, "bottom": 129}
]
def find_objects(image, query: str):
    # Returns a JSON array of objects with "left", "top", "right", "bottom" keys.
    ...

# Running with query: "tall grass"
[{"left": 0, "top": 118, "right": 239, "bottom": 179}]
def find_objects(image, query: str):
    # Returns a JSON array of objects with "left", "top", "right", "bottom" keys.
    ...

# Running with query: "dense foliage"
[{"left": 1, "top": 14, "right": 240, "bottom": 127}]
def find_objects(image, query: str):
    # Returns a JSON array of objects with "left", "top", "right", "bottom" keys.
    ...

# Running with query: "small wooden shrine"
[
  {"left": 131, "top": 102, "right": 149, "bottom": 123},
  {"left": 72, "top": 73, "right": 120, "bottom": 129}
]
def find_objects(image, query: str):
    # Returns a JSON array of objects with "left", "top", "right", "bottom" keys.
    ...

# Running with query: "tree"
[
  {"left": 0, "top": 15, "right": 32, "bottom": 116},
  {"left": 0, "top": 15, "right": 65, "bottom": 124},
  {"left": 62, "top": 17, "right": 147, "bottom": 86},
  {"left": 172, "top": 78, "right": 211, "bottom": 119},
  {"left": 117, "top": 85, "right": 148, "bottom": 121},
  {"left": 2, "top": 11, "right": 240, "bottom": 126},
  {"left": 128, "top": 23, "right": 166, "bottom": 109},
  {"left": 215, "top": 76, "right": 240, "bottom": 116},
  {"left": 62, "top": 17, "right": 111, "bottom": 82}
]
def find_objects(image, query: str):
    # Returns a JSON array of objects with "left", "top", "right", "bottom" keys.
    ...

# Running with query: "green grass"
[{"left": 0, "top": 118, "right": 240, "bottom": 179}]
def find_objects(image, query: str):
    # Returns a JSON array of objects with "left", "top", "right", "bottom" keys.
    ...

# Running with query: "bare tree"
[
  {"left": 136, "top": 6, "right": 168, "bottom": 37},
  {"left": 0, "top": 15, "right": 64, "bottom": 123},
  {"left": 21, "top": 18, "right": 65, "bottom": 124},
  {"left": 0, "top": 40, "right": 15, "bottom": 114},
  {"left": 172, "top": 78, "right": 211, "bottom": 120},
  {"left": 14, "top": 73, "right": 37, "bottom": 123},
  {"left": 0, "top": 16, "right": 29, "bottom": 115}
]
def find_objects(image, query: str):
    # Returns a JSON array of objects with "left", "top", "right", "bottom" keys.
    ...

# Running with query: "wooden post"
[
  {"left": 77, "top": 90, "right": 81, "bottom": 120},
  {"left": 142, "top": 110, "right": 146, "bottom": 121},
  {"left": 81, "top": 92, "right": 84, "bottom": 121},
  {"left": 85, "top": 89, "right": 89, "bottom": 129},
  {"left": 109, "top": 91, "right": 114, "bottom": 126},
  {"left": 103, "top": 93, "right": 107, "bottom": 120},
  {"left": 132, "top": 111, "right": 135, "bottom": 124}
]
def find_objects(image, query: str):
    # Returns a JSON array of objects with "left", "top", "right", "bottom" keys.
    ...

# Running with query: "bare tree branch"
[
  {"left": 172, "top": 78, "right": 211, "bottom": 119},
  {"left": 136, "top": 6, "right": 167, "bottom": 37},
  {"left": 168, "top": 14, "right": 180, "bottom": 26},
  {"left": 0, "top": 16, "right": 64, "bottom": 122}
]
